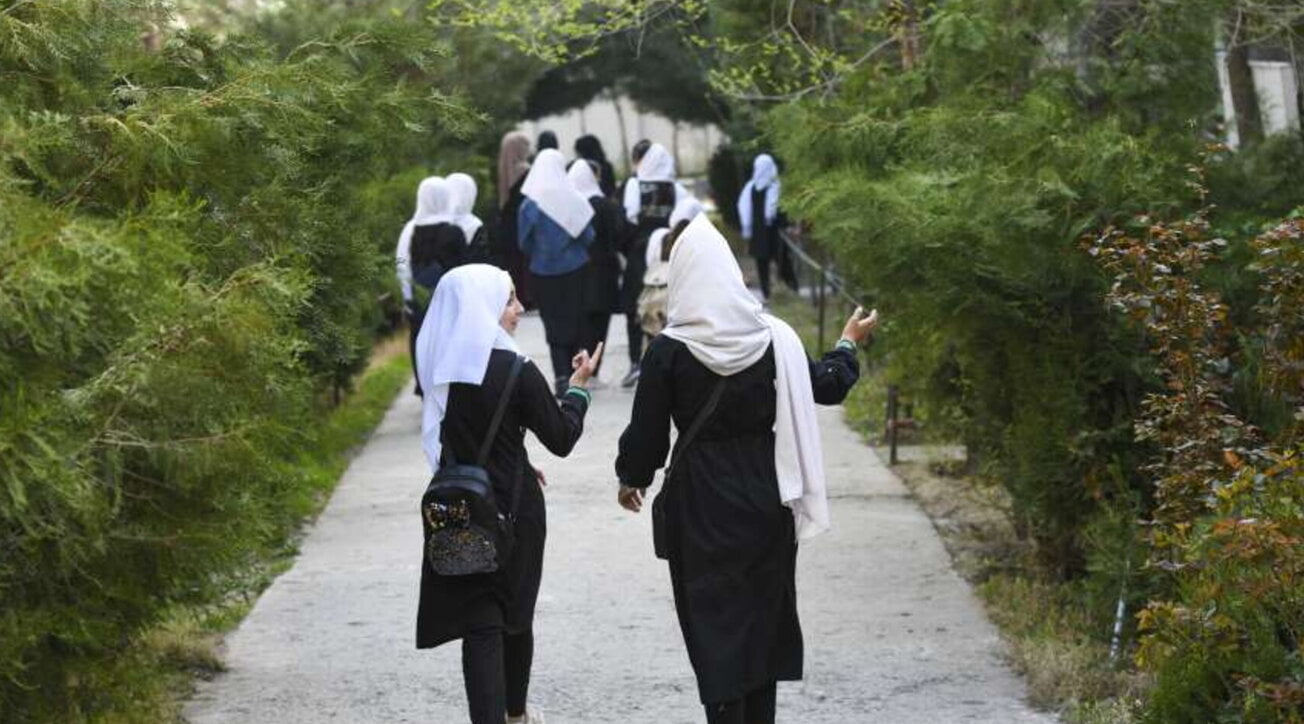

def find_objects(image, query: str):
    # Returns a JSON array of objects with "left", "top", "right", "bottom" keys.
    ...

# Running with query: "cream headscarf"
[
  {"left": 415, "top": 264, "right": 521, "bottom": 471},
  {"left": 497, "top": 132, "right": 532, "bottom": 208},
  {"left": 521, "top": 149, "right": 595, "bottom": 239},
  {"left": 395, "top": 176, "right": 453, "bottom": 302},
  {"left": 446, "top": 172, "right": 484, "bottom": 243},
  {"left": 661, "top": 213, "right": 830, "bottom": 540}
]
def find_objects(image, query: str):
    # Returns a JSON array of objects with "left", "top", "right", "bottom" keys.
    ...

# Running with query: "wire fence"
[{"left": 778, "top": 228, "right": 915, "bottom": 464}]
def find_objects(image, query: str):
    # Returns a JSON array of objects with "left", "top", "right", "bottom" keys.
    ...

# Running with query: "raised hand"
[
  {"left": 569, "top": 341, "right": 605, "bottom": 389},
  {"left": 840, "top": 307, "right": 879, "bottom": 345}
]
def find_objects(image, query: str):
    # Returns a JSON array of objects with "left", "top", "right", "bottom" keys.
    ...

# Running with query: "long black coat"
[
  {"left": 416, "top": 351, "right": 589, "bottom": 648},
  {"left": 583, "top": 195, "right": 625, "bottom": 315},
  {"left": 615, "top": 336, "right": 859, "bottom": 704}
]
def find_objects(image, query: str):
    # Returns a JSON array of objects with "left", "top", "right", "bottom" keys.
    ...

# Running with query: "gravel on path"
[{"left": 185, "top": 315, "right": 1056, "bottom": 724}]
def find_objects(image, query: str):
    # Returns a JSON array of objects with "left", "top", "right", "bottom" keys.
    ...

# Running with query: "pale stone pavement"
[{"left": 185, "top": 314, "right": 1057, "bottom": 724}]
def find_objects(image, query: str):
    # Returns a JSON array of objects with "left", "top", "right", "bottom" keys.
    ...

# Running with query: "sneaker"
[{"left": 620, "top": 366, "right": 641, "bottom": 388}]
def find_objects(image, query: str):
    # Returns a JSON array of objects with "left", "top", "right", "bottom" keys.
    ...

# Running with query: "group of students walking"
[{"left": 396, "top": 130, "right": 879, "bottom": 723}]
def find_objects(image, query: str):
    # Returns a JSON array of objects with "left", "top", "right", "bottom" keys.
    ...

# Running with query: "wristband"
[
  {"left": 565, "top": 386, "right": 592, "bottom": 405},
  {"left": 836, "top": 338, "right": 856, "bottom": 352}
]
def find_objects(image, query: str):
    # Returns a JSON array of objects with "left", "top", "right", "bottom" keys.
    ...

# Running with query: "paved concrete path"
[{"left": 186, "top": 315, "right": 1056, "bottom": 724}]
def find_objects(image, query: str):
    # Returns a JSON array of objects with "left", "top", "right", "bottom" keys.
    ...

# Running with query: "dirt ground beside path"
[{"left": 185, "top": 315, "right": 1057, "bottom": 724}]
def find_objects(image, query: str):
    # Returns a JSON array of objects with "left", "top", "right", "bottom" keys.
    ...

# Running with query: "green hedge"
[{"left": 0, "top": 2, "right": 477, "bottom": 717}]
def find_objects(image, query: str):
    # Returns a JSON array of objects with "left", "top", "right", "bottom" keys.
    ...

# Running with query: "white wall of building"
[
  {"left": 1217, "top": 51, "right": 1302, "bottom": 148},
  {"left": 517, "top": 94, "right": 726, "bottom": 178}
]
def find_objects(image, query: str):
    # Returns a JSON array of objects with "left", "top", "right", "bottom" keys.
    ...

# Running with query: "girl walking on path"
[
  {"left": 568, "top": 159, "right": 625, "bottom": 382},
  {"left": 518, "top": 149, "right": 597, "bottom": 394},
  {"left": 395, "top": 175, "right": 465, "bottom": 396},
  {"left": 619, "top": 142, "right": 691, "bottom": 387},
  {"left": 414, "top": 264, "right": 602, "bottom": 724},
  {"left": 614, "top": 213, "right": 878, "bottom": 724},
  {"left": 494, "top": 131, "right": 535, "bottom": 310},
  {"left": 737, "top": 154, "right": 797, "bottom": 301}
]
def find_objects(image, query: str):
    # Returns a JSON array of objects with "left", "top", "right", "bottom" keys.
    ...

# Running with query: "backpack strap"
[
  {"left": 664, "top": 376, "right": 728, "bottom": 481},
  {"left": 476, "top": 354, "right": 525, "bottom": 468}
]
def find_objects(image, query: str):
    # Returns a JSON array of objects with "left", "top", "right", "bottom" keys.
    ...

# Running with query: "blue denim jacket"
[{"left": 518, "top": 199, "right": 595, "bottom": 277}]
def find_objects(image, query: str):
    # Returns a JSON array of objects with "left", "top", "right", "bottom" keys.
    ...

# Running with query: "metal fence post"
[
  {"left": 816, "top": 256, "right": 827, "bottom": 351},
  {"left": 887, "top": 384, "right": 900, "bottom": 465}
]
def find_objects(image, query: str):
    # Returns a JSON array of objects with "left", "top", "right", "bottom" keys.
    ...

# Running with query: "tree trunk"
[
  {"left": 609, "top": 89, "right": 631, "bottom": 177},
  {"left": 1220, "top": 12, "right": 1262, "bottom": 146}
]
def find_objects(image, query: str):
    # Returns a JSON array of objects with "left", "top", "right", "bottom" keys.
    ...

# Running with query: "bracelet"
[
  {"left": 836, "top": 338, "right": 857, "bottom": 352},
  {"left": 565, "top": 386, "right": 592, "bottom": 404}
]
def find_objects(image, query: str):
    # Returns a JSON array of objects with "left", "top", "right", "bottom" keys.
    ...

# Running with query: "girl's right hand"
[{"left": 569, "top": 342, "right": 605, "bottom": 388}]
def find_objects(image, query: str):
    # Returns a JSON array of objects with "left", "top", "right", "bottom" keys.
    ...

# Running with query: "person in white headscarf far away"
[
  {"left": 395, "top": 175, "right": 450, "bottom": 397},
  {"left": 612, "top": 212, "right": 878, "bottom": 723},
  {"left": 737, "top": 153, "right": 797, "bottom": 301},
  {"left": 414, "top": 263, "right": 602, "bottom": 724}
]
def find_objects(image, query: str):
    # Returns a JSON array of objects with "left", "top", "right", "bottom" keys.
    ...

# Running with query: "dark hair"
[
  {"left": 537, "top": 131, "right": 559, "bottom": 151},
  {"left": 631, "top": 139, "right": 651, "bottom": 164},
  {"left": 661, "top": 219, "right": 693, "bottom": 261},
  {"left": 574, "top": 134, "right": 607, "bottom": 162}
]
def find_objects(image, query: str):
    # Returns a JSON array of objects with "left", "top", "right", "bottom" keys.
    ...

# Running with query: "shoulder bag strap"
[
  {"left": 664, "top": 376, "right": 728, "bottom": 482},
  {"left": 476, "top": 354, "right": 525, "bottom": 467}
]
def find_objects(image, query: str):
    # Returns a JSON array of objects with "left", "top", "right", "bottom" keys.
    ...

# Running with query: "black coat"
[
  {"left": 416, "top": 351, "right": 589, "bottom": 649},
  {"left": 583, "top": 195, "right": 625, "bottom": 315},
  {"left": 615, "top": 336, "right": 860, "bottom": 704}
]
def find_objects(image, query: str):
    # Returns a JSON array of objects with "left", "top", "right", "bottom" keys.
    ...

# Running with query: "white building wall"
[
  {"left": 1216, "top": 51, "right": 1302, "bottom": 148},
  {"left": 517, "top": 94, "right": 725, "bottom": 178}
]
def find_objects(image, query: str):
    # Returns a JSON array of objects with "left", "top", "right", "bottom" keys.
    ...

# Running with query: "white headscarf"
[
  {"left": 737, "top": 154, "right": 781, "bottom": 241},
  {"left": 662, "top": 214, "right": 829, "bottom": 540},
  {"left": 637, "top": 143, "right": 676, "bottom": 182},
  {"left": 415, "top": 264, "right": 521, "bottom": 471},
  {"left": 567, "top": 160, "right": 604, "bottom": 200},
  {"left": 645, "top": 196, "right": 704, "bottom": 274},
  {"left": 446, "top": 173, "right": 484, "bottom": 244},
  {"left": 396, "top": 176, "right": 454, "bottom": 302},
  {"left": 522, "top": 149, "right": 595, "bottom": 238}
]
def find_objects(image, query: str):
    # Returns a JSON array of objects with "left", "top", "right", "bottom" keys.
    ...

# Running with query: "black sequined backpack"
[{"left": 421, "top": 355, "right": 524, "bottom": 576}]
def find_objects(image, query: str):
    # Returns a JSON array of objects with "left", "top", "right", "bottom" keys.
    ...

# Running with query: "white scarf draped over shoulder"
[
  {"left": 415, "top": 264, "right": 521, "bottom": 471},
  {"left": 522, "top": 148, "right": 595, "bottom": 238},
  {"left": 446, "top": 172, "right": 484, "bottom": 243},
  {"left": 661, "top": 213, "right": 830, "bottom": 540}
]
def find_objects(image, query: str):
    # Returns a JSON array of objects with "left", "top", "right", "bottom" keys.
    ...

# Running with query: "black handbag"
[
  {"left": 421, "top": 354, "right": 525, "bottom": 576},
  {"left": 651, "top": 377, "right": 728, "bottom": 560}
]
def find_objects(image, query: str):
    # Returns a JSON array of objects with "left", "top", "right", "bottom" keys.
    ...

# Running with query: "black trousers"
[
  {"left": 462, "top": 626, "right": 534, "bottom": 723},
  {"left": 406, "top": 305, "right": 425, "bottom": 396},
  {"left": 549, "top": 344, "right": 580, "bottom": 395},
  {"left": 704, "top": 681, "right": 777, "bottom": 724},
  {"left": 625, "top": 312, "right": 645, "bottom": 364}
]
